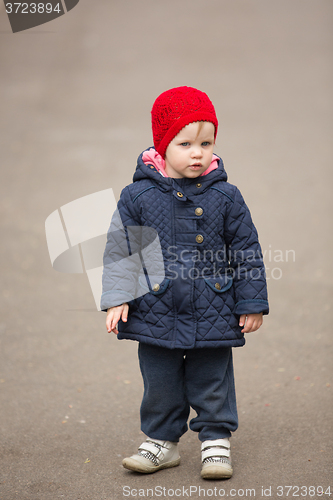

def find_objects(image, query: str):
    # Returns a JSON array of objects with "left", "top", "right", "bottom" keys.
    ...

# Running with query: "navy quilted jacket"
[{"left": 101, "top": 147, "right": 269, "bottom": 349}]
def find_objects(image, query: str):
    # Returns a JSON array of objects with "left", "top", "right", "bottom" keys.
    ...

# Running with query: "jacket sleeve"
[
  {"left": 224, "top": 187, "right": 269, "bottom": 316},
  {"left": 100, "top": 186, "right": 143, "bottom": 312}
]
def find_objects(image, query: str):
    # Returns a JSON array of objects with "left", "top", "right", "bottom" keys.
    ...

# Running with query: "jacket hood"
[{"left": 133, "top": 147, "right": 228, "bottom": 191}]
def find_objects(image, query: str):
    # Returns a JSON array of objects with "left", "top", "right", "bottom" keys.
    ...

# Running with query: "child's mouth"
[{"left": 190, "top": 164, "right": 202, "bottom": 170}]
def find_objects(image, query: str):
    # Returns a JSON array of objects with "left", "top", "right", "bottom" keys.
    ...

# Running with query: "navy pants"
[{"left": 138, "top": 343, "right": 238, "bottom": 442}]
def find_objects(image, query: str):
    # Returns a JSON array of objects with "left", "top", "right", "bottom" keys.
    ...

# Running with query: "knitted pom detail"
[{"left": 151, "top": 86, "right": 218, "bottom": 158}]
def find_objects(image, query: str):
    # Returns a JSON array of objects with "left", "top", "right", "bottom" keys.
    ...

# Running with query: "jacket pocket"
[
  {"left": 204, "top": 274, "right": 233, "bottom": 293},
  {"left": 138, "top": 275, "right": 171, "bottom": 296}
]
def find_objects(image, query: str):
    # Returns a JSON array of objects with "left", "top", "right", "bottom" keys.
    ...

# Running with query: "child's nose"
[{"left": 191, "top": 146, "right": 203, "bottom": 158}]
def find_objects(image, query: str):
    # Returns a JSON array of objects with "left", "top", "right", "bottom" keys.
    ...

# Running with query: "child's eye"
[
  {"left": 202, "top": 141, "right": 211, "bottom": 146},
  {"left": 180, "top": 142, "right": 190, "bottom": 147}
]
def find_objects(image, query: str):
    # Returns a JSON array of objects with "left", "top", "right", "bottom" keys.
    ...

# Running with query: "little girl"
[{"left": 101, "top": 86, "right": 269, "bottom": 479}]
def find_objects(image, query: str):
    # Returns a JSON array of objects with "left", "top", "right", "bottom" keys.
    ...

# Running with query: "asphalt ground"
[{"left": 0, "top": 1, "right": 332, "bottom": 499}]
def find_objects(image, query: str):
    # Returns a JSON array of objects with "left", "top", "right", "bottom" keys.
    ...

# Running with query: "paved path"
[{"left": 0, "top": 1, "right": 332, "bottom": 499}]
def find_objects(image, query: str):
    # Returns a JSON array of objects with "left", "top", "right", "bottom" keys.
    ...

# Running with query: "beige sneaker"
[
  {"left": 201, "top": 438, "right": 233, "bottom": 479},
  {"left": 122, "top": 438, "right": 180, "bottom": 474}
]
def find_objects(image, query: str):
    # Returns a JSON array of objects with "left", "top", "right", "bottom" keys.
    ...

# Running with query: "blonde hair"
[{"left": 194, "top": 121, "right": 216, "bottom": 142}]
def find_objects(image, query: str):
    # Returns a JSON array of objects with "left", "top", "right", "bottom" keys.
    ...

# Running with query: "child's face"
[{"left": 164, "top": 121, "right": 215, "bottom": 179}]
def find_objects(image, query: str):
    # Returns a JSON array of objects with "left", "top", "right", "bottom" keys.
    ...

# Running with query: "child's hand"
[
  {"left": 106, "top": 303, "right": 129, "bottom": 334},
  {"left": 239, "top": 313, "right": 263, "bottom": 333}
]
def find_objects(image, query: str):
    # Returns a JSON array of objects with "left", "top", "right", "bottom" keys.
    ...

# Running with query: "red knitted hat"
[{"left": 151, "top": 86, "right": 218, "bottom": 159}]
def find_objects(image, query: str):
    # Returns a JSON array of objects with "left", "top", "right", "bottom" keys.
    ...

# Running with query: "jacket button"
[
  {"left": 195, "top": 207, "right": 203, "bottom": 216},
  {"left": 196, "top": 234, "right": 204, "bottom": 243},
  {"left": 196, "top": 183, "right": 202, "bottom": 188},
  {"left": 177, "top": 191, "right": 184, "bottom": 198},
  {"left": 215, "top": 282, "right": 221, "bottom": 290},
  {"left": 152, "top": 284, "right": 160, "bottom": 291}
]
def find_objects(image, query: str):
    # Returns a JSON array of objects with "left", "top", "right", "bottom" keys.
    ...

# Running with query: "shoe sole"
[
  {"left": 122, "top": 457, "right": 180, "bottom": 474},
  {"left": 201, "top": 464, "right": 233, "bottom": 479}
]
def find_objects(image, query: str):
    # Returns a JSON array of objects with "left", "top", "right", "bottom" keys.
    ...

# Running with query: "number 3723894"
[
  {"left": 5, "top": 3, "right": 61, "bottom": 14},
  {"left": 277, "top": 485, "right": 331, "bottom": 497}
]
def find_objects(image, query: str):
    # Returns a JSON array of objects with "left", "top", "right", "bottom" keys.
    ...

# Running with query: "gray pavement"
[{"left": 0, "top": 1, "right": 332, "bottom": 499}]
